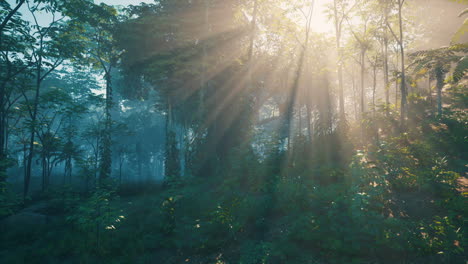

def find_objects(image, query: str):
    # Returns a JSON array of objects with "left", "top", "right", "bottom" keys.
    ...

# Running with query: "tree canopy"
[{"left": 0, "top": 0, "right": 466, "bottom": 263}]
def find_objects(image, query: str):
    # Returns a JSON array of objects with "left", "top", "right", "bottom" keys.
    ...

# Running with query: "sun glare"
[
  {"left": 2, "top": 0, "right": 466, "bottom": 262},
  {"left": 311, "top": 0, "right": 334, "bottom": 33}
]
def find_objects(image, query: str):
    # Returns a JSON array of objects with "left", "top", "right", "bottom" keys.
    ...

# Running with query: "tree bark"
[
  {"left": 24, "top": 44, "right": 44, "bottom": 199},
  {"left": 428, "top": 77, "right": 433, "bottom": 111},
  {"left": 100, "top": 69, "right": 112, "bottom": 182},
  {"left": 372, "top": 64, "right": 377, "bottom": 115},
  {"left": 398, "top": 0, "right": 407, "bottom": 127},
  {"left": 383, "top": 28, "right": 390, "bottom": 113},
  {"left": 0, "top": 0, "right": 26, "bottom": 34},
  {"left": 333, "top": 0, "right": 345, "bottom": 122},
  {"left": 360, "top": 50, "right": 366, "bottom": 116},
  {"left": 436, "top": 69, "right": 444, "bottom": 117}
]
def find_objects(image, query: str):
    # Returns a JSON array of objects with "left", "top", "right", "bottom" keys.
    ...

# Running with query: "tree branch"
[
  {"left": 0, "top": 0, "right": 26, "bottom": 34},
  {"left": 39, "top": 59, "right": 64, "bottom": 82},
  {"left": 386, "top": 21, "right": 401, "bottom": 46}
]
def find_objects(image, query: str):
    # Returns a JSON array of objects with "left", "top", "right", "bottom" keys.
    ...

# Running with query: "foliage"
[{"left": 0, "top": 0, "right": 467, "bottom": 263}]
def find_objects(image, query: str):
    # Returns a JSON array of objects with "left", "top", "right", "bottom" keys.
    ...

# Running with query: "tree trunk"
[
  {"left": 351, "top": 73, "right": 358, "bottom": 120},
  {"left": 306, "top": 101, "right": 312, "bottom": 141},
  {"left": 428, "top": 77, "right": 433, "bottom": 111},
  {"left": 372, "top": 64, "right": 377, "bottom": 115},
  {"left": 436, "top": 72, "right": 443, "bottom": 117},
  {"left": 24, "top": 57, "right": 43, "bottom": 199},
  {"left": 119, "top": 158, "right": 123, "bottom": 185},
  {"left": 360, "top": 50, "right": 366, "bottom": 116},
  {"left": 99, "top": 71, "right": 112, "bottom": 181},
  {"left": 398, "top": 0, "right": 407, "bottom": 127},
  {"left": 383, "top": 31, "right": 390, "bottom": 113},
  {"left": 199, "top": 0, "right": 210, "bottom": 121},
  {"left": 0, "top": 80, "right": 7, "bottom": 186},
  {"left": 333, "top": 0, "right": 345, "bottom": 122}
]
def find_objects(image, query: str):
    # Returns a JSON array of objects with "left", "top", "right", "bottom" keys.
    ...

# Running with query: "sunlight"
[
  {"left": 1, "top": 0, "right": 466, "bottom": 262},
  {"left": 311, "top": 0, "right": 334, "bottom": 33}
]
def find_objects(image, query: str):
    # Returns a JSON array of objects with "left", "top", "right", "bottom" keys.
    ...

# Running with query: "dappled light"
[{"left": 0, "top": 0, "right": 467, "bottom": 263}]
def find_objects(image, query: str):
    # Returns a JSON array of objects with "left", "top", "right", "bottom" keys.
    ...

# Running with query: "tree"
[
  {"left": 80, "top": 3, "right": 121, "bottom": 182},
  {"left": 373, "top": 0, "right": 393, "bottom": 113},
  {"left": 327, "top": 0, "right": 355, "bottom": 124},
  {"left": 0, "top": 0, "right": 32, "bottom": 190},
  {"left": 386, "top": 0, "right": 407, "bottom": 127},
  {"left": 282, "top": 0, "right": 315, "bottom": 151},
  {"left": 451, "top": 0, "right": 468, "bottom": 43},
  {"left": 0, "top": 0, "right": 26, "bottom": 40},
  {"left": 33, "top": 84, "right": 87, "bottom": 190},
  {"left": 22, "top": 1, "right": 84, "bottom": 197},
  {"left": 410, "top": 44, "right": 468, "bottom": 117},
  {"left": 346, "top": 1, "right": 374, "bottom": 119}
]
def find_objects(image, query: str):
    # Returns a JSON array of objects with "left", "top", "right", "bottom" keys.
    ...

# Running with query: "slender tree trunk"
[
  {"left": 64, "top": 158, "right": 72, "bottom": 185},
  {"left": 372, "top": 64, "right": 377, "bottom": 115},
  {"left": 306, "top": 102, "right": 312, "bottom": 141},
  {"left": 199, "top": 0, "right": 210, "bottom": 121},
  {"left": 286, "top": 37, "right": 311, "bottom": 146},
  {"left": 119, "top": 158, "right": 123, "bottom": 185},
  {"left": 94, "top": 138, "right": 99, "bottom": 185},
  {"left": 436, "top": 71, "right": 444, "bottom": 117},
  {"left": 398, "top": 0, "right": 407, "bottom": 127},
  {"left": 41, "top": 157, "right": 46, "bottom": 192},
  {"left": 286, "top": 47, "right": 306, "bottom": 151},
  {"left": 360, "top": 50, "right": 366, "bottom": 116},
  {"left": 48, "top": 158, "right": 53, "bottom": 188},
  {"left": 24, "top": 57, "right": 43, "bottom": 199},
  {"left": 382, "top": 2, "right": 390, "bottom": 108},
  {"left": 164, "top": 98, "right": 179, "bottom": 182},
  {"left": 395, "top": 56, "right": 399, "bottom": 110},
  {"left": 298, "top": 106, "right": 303, "bottom": 136},
  {"left": 428, "top": 77, "right": 433, "bottom": 111},
  {"left": 351, "top": 73, "right": 358, "bottom": 120},
  {"left": 0, "top": 81, "right": 7, "bottom": 186},
  {"left": 337, "top": 63, "right": 345, "bottom": 121},
  {"left": 333, "top": 0, "right": 345, "bottom": 122},
  {"left": 383, "top": 33, "right": 390, "bottom": 113},
  {"left": 100, "top": 71, "right": 112, "bottom": 181}
]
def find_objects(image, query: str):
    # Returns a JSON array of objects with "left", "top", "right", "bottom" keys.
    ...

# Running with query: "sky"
[
  {"left": 311, "top": 0, "right": 334, "bottom": 33},
  {"left": 7, "top": 0, "right": 333, "bottom": 33},
  {"left": 96, "top": 0, "right": 153, "bottom": 6},
  {"left": 97, "top": 0, "right": 334, "bottom": 33}
]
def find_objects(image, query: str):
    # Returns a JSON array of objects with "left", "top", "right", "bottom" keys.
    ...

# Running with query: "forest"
[{"left": 0, "top": 0, "right": 467, "bottom": 263}]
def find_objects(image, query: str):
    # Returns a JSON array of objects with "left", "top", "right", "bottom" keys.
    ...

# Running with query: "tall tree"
[
  {"left": 22, "top": 1, "right": 73, "bottom": 197},
  {"left": 386, "top": 0, "right": 407, "bottom": 127},
  {"left": 0, "top": 6, "right": 30, "bottom": 187},
  {"left": 346, "top": 2, "right": 373, "bottom": 119},
  {"left": 283, "top": 0, "right": 315, "bottom": 150},
  {"left": 328, "top": 0, "right": 354, "bottom": 124},
  {"left": 81, "top": 3, "right": 120, "bottom": 182}
]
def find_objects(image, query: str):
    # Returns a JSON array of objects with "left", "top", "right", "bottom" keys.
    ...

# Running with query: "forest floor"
[
  {"left": 456, "top": 176, "right": 468, "bottom": 196},
  {"left": 1, "top": 177, "right": 466, "bottom": 264}
]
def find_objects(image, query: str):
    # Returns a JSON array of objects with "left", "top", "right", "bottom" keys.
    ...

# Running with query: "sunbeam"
[{"left": 1, "top": 0, "right": 466, "bottom": 263}]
